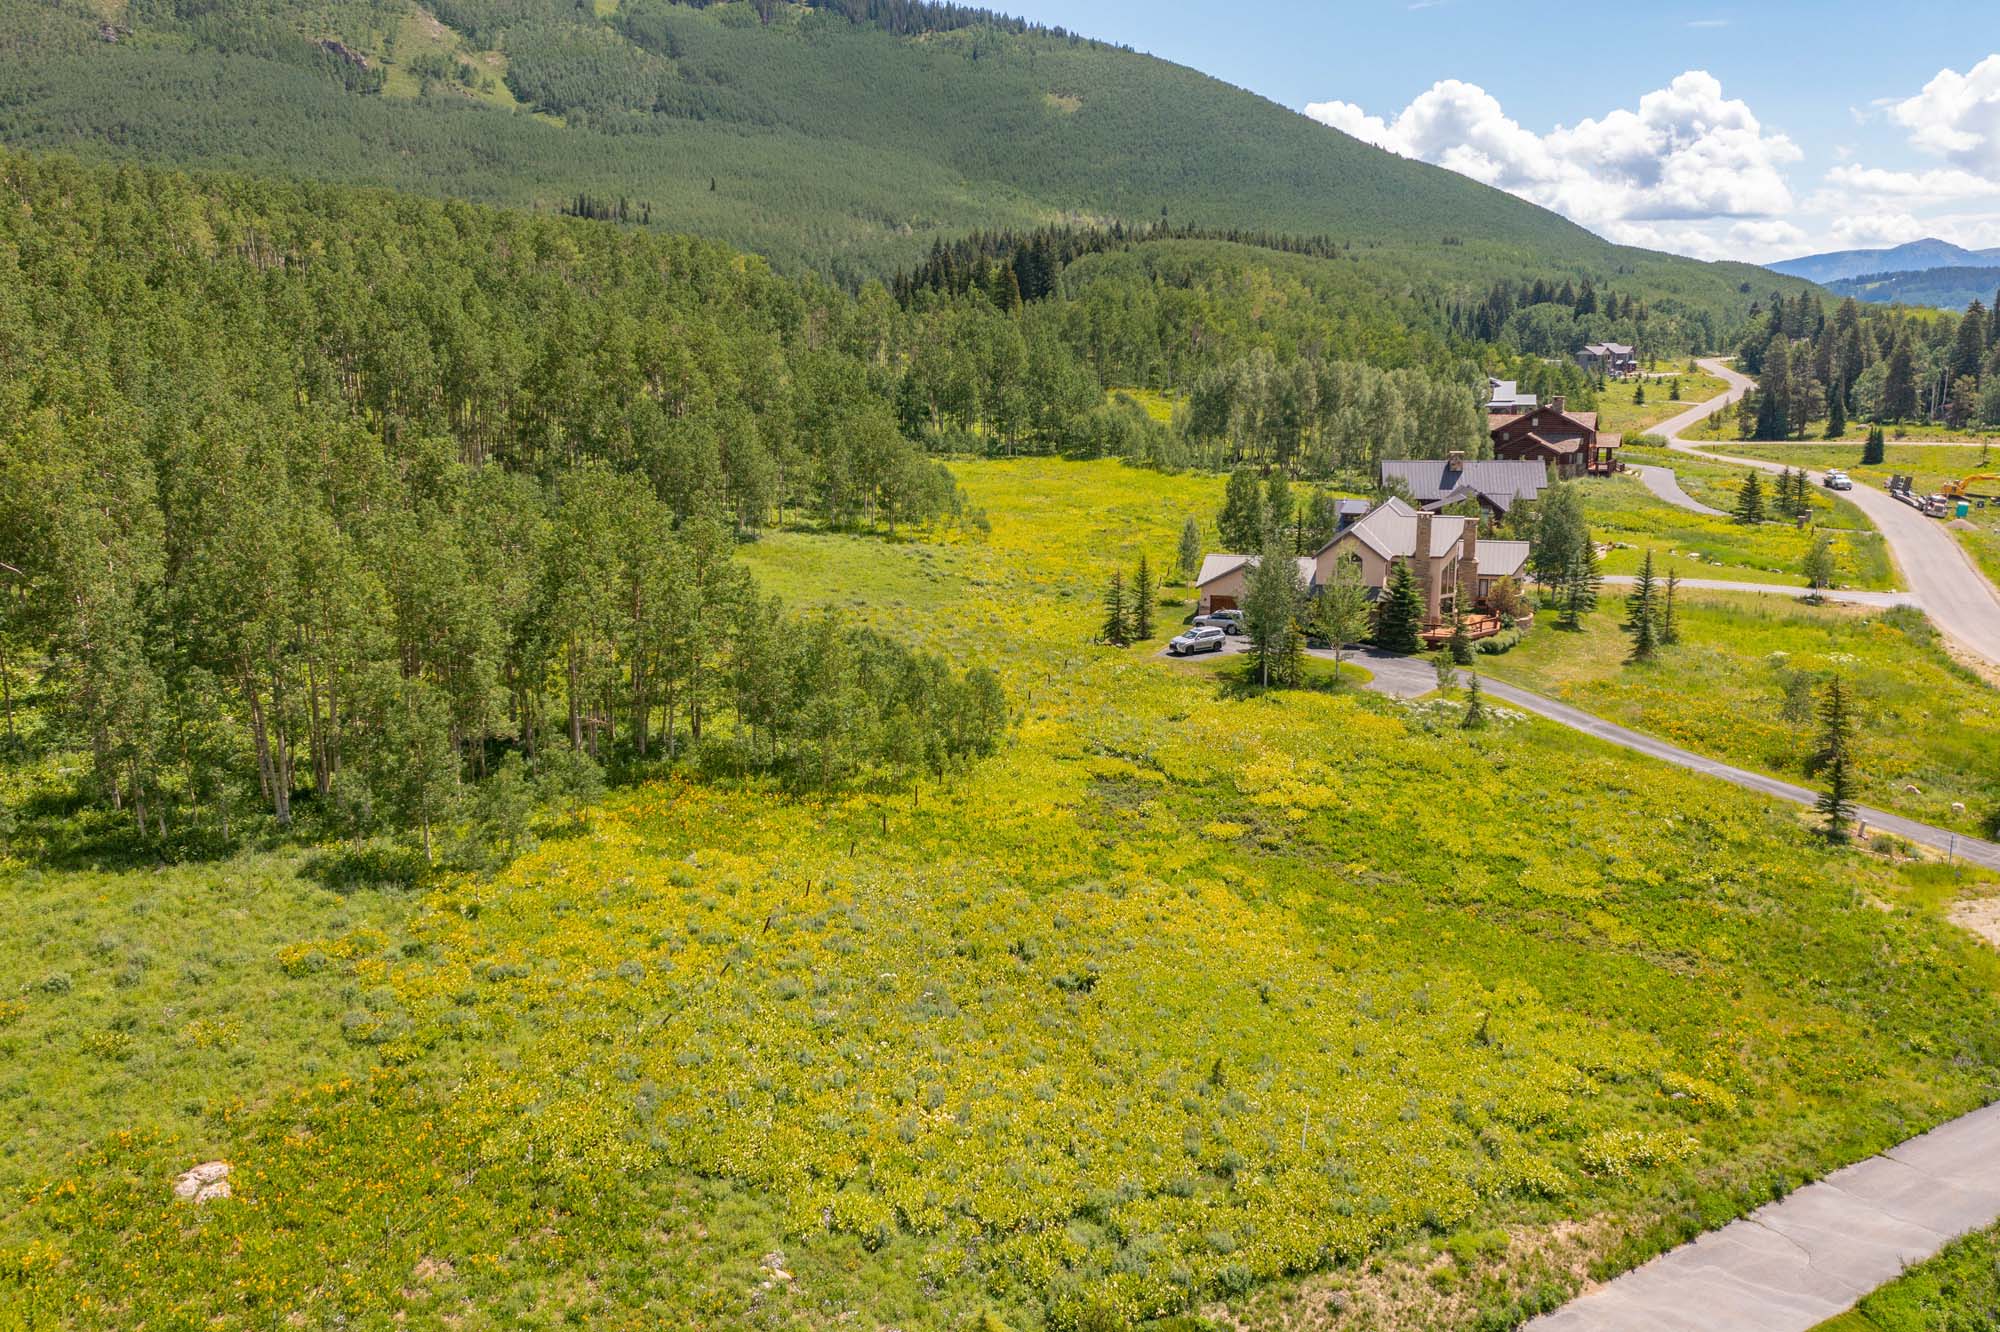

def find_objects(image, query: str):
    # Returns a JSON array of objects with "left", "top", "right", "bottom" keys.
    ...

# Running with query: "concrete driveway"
[{"left": 1629, "top": 462, "right": 1725, "bottom": 516}]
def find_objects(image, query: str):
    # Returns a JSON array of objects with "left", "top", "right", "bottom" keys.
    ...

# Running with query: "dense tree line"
[
  {"left": 0, "top": 152, "right": 1000, "bottom": 856},
  {"left": 1738, "top": 290, "right": 2000, "bottom": 436}
]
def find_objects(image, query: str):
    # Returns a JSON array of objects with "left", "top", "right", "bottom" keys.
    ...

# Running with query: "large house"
[
  {"left": 1489, "top": 397, "right": 1622, "bottom": 477},
  {"left": 1576, "top": 342, "right": 1637, "bottom": 377},
  {"left": 1486, "top": 378, "right": 1538, "bottom": 413},
  {"left": 1380, "top": 453, "right": 1550, "bottom": 521},
  {"left": 1195, "top": 499, "right": 1530, "bottom": 631}
]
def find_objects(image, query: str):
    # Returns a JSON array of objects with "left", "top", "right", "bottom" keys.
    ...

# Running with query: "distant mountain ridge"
[
  {"left": 1768, "top": 238, "right": 2000, "bottom": 285},
  {"left": 1826, "top": 265, "right": 2000, "bottom": 312}
]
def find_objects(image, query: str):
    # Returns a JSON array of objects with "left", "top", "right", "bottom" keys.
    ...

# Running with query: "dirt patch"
[
  {"left": 1201, "top": 1215, "right": 1617, "bottom": 1331},
  {"left": 1950, "top": 895, "right": 2000, "bottom": 949},
  {"left": 1043, "top": 92, "right": 1082, "bottom": 114},
  {"left": 418, "top": 7, "right": 449, "bottom": 41}
]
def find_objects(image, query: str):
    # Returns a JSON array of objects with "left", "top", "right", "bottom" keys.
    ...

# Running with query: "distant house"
[
  {"left": 1575, "top": 342, "right": 1638, "bottom": 377},
  {"left": 1380, "top": 453, "right": 1550, "bottom": 521},
  {"left": 1489, "top": 397, "right": 1622, "bottom": 477},
  {"left": 1196, "top": 499, "right": 1530, "bottom": 634},
  {"left": 1486, "top": 378, "right": 1538, "bottom": 413}
]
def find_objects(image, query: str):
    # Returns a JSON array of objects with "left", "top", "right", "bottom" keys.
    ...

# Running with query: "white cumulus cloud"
[
  {"left": 1889, "top": 55, "right": 2000, "bottom": 174},
  {"left": 1304, "top": 71, "right": 1800, "bottom": 238}
]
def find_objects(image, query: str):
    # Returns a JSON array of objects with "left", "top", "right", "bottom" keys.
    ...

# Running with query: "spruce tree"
[
  {"left": 1375, "top": 560, "right": 1425, "bottom": 654},
  {"left": 1733, "top": 470, "right": 1766, "bottom": 524},
  {"left": 1660, "top": 566, "right": 1681, "bottom": 646},
  {"left": 1131, "top": 555, "right": 1156, "bottom": 642},
  {"left": 1448, "top": 600, "right": 1474, "bottom": 665},
  {"left": 1826, "top": 389, "right": 1846, "bottom": 439},
  {"left": 1812, "top": 675, "right": 1857, "bottom": 843},
  {"left": 1624, "top": 549, "right": 1660, "bottom": 662},
  {"left": 1461, "top": 671, "right": 1487, "bottom": 730},
  {"left": 1558, "top": 540, "right": 1600, "bottom": 629},
  {"left": 1176, "top": 517, "right": 1202, "bottom": 584},
  {"left": 1861, "top": 424, "right": 1886, "bottom": 467},
  {"left": 1101, "top": 570, "right": 1130, "bottom": 647}
]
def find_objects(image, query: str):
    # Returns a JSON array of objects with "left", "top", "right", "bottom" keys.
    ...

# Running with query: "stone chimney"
[
  {"left": 1412, "top": 509, "right": 1438, "bottom": 625},
  {"left": 1458, "top": 517, "right": 1480, "bottom": 612},
  {"left": 1446, "top": 449, "right": 1465, "bottom": 471},
  {"left": 1550, "top": 394, "right": 1566, "bottom": 414}
]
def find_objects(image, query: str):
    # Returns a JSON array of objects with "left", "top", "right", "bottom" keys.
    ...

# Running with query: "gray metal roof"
[{"left": 1379, "top": 458, "right": 1551, "bottom": 507}]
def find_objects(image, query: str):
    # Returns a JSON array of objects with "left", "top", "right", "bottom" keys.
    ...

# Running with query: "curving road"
[
  {"left": 1629, "top": 462, "right": 1726, "bottom": 517},
  {"left": 1656, "top": 360, "right": 2000, "bottom": 671}
]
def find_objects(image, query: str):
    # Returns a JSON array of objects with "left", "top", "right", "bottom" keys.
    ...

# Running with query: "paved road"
[
  {"left": 1629, "top": 462, "right": 1726, "bottom": 517},
  {"left": 1599, "top": 576, "right": 1919, "bottom": 609},
  {"left": 1525, "top": 1101, "right": 2000, "bottom": 1332},
  {"left": 1349, "top": 647, "right": 2000, "bottom": 870},
  {"left": 1659, "top": 360, "right": 2000, "bottom": 671}
]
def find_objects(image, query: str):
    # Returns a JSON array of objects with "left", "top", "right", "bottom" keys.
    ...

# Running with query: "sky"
[{"left": 996, "top": 0, "right": 2000, "bottom": 265}]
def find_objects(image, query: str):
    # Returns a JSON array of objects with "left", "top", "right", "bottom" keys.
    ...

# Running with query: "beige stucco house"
[{"left": 1196, "top": 498, "right": 1529, "bottom": 626}]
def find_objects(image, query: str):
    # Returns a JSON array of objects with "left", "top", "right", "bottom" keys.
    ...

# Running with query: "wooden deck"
[{"left": 1420, "top": 614, "right": 1504, "bottom": 647}]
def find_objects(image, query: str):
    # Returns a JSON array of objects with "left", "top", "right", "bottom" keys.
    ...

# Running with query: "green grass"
[
  {"left": 1593, "top": 369, "right": 1728, "bottom": 438},
  {"left": 1811, "top": 1220, "right": 2000, "bottom": 1330},
  {"left": 1577, "top": 468, "right": 1896, "bottom": 591},
  {"left": 1108, "top": 387, "right": 1180, "bottom": 426},
  {"left": 1483, "top": 588, "right": 2000, "bottom": 835},
  {"left": 1710, "top": 442, "right": 2000, "bottom": 589},
  {"left": 7, "top": 459, "right": 2000, "bottom": 1331}
]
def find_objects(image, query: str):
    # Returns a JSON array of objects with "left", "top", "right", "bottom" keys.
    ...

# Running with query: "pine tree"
[
  {"left": 1660, "top": 566, "right": 1681, "bottom": 646},
  {"left": 1733, "top": 470, "right": 1766, "bottom": 524},
  {"left": 1461, "top": 671, "right": 1487, "bottom": 730},
  {"left": 1885, "top": 336, "right": 1918, "bottom": 421},
  {"left": 1101, "top": 570, "right": 1130, "bottom": 647},
  {"left": 1558, "top": 540, "right": 1600, "bottom": 629},
  {"left": 1448, "top": 600, "right": 1473, "bottom": 665},
  {"left": 1375, "top": 560, "right": 1425, "bottom": 654},
  {"left": 1825, "top": 389, "right": 1846, "bottom": 439},
  {"left": 1812, "top": 675, "right": 1857, "bottom": 843},
  {"left": 1175, "top": 517, "right": 1202, "bottom": 584},
  {"left": 1131, "top": 555, "right": 1156, "bottom": 642},
  {"left": 1624, "top": 549, "right": 1660, "bottom": 662},
  {"left": 1861, "top": 423, "right": 1886, "bottom": 466}
]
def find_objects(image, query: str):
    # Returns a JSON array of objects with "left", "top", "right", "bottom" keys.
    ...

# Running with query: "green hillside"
[
  {"left": 2, "top": 0, "right": 1797, "bottom": 316},
  {"left": 1828, "top": 265, "right": 2000, "bottom": 312}
]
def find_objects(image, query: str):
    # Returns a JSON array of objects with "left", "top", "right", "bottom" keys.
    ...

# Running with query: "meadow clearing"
[
  {"left": 1576, "top": 457, "right": 1895, "bottom": 590},
  {"left": 1811, "top": 1219, "right": 2000, "bottom": 1331},
  {"left": 4, "top": 459, "right": 1999, "bottom": 1332},
  {"left": 1591, "top": 368, "right": 1729, "bottom": 438},
  {"left": 1712, "top": 441, "right": 2000, "bottom": 590}
]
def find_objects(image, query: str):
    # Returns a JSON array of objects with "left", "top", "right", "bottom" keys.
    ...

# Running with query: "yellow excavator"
[{"left": 1940, "top": 474, "right": 1998, "bottom": 500}]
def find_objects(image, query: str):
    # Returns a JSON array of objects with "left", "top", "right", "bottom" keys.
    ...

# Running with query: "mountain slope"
[
  {"left": 0, "top": 0, "right": 1794, "bottom": 313},
  {"left": 1826, "top": 265, "right": 2000, "bottom": 311},
  {"left": 1769, "top": 238, "right": 2000, "bottom": 285}
]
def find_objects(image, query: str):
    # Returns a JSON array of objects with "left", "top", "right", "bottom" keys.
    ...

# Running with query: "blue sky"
[{"left": 999, "top": 1, "right": 2000, "bottom": 263}]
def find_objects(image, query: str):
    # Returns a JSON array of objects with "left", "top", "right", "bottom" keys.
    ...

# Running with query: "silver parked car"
[
  {"left": 1168, "top": 625, "right": 1228, "bottom": 656},
  {"left": 1193, "top": 609, "right": 1245, "bottom": 634}
]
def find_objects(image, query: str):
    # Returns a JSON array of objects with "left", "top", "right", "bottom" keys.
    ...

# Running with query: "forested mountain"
[
  {"left": 1827, "top": 265, "right": 2000, "bottom": 313},
  {"left": 1768, "top": 238, "right": 2000, "bottom": 285},
  {"left": 1, "top": 0, "right": 1797, "bottom": 316}
]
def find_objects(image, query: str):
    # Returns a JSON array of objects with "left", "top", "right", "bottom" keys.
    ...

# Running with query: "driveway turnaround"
[
  {"left": 1524, "top": 1100, "right": 2000, "bottom": 1332},
  {"left": 1629, "top": 462, "right": 1725, "bottom": 517},
  {"left": 1659, "top": 360, "right": 2000, "bottom": 672}
]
